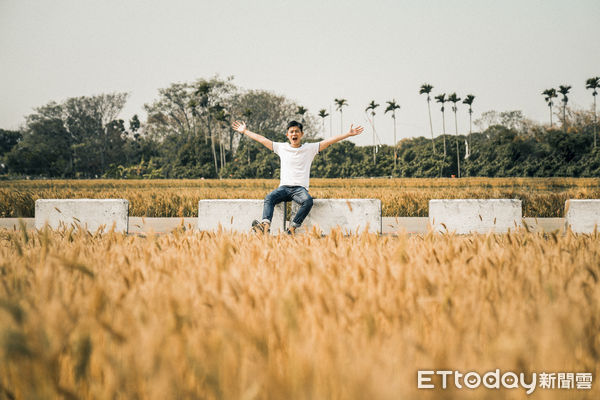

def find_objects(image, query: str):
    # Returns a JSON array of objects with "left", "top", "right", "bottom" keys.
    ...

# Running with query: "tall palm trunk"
[
  {"left": 454, "top": 109, "right": 460, "bottom": 178},
  {"left": 207, "top": 115, "right": 218, "bottom": 177},
  {"left": 101, "top": 128, "right": 107, "bottom": 174},
  {"left": 427, "top": 98, "right": 435, "bottom": 153},
  {"left": 372, "top": 115, "right": 376, "bottom": 165},
  {"left": 393, "top": 114, "right": 397, "bottom": 170},
  {"left": 222, "top": 129, "right": 227, "bottom": 169},
  {"left": 594, "top": 95, "right": 597, "bottom": 148},
  {"left": 549, "top": 104, "right": 553, "bottom": 128},
  {"left": 210, "top": 131, "right": 218, "bottom": 176},
  {"left": 340, "top": 111, "right": 344, "bottom": 134},
  {"left": 219, "top": 132, "right": 225, "bottom": 172},
  {"left": 468, "top": 108, "right": 472, "bottom": 150},
  {"left": 67, "top": 144, "right": 74, "bottom": 176},
  {"left": 441, "top": 110, "right": 447, "bottom": 157},
  {"left": 245, "top": 136, "right": 251, "bottom": 164}
]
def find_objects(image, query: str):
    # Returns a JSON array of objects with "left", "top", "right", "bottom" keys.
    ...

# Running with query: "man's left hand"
[{"left": 348, "top": 124, "right": 364, "bottom": 136}]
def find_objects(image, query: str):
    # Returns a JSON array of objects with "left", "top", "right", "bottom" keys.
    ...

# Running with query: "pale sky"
[{"left": 1, "top": 0, "right": 598, "bottom": 146}]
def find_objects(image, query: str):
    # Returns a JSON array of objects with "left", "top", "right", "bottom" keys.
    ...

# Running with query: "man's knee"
[
  {"left": 265, "top": 191, "right": 279, "bottom": 204},
  {"left": 302, "top": 195, "right": 313, "bottom": 208}
]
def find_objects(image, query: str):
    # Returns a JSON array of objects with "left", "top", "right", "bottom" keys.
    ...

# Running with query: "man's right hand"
[{"left": 232, "top": 120, "right": 247, "bottom": 134}]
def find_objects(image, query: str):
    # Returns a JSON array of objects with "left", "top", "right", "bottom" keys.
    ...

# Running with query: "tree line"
[{"left": 1, "top": 76, "right": 599, "bottom": 179}]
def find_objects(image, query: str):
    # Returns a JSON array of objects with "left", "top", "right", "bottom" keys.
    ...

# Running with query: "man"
[{"left": 231, "top": 119, "right": 364, "bottom": 234}]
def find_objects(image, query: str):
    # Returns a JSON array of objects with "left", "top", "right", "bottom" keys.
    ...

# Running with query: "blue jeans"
[{"left": 262, "top": 186, "right": 314, "bottom": 228}]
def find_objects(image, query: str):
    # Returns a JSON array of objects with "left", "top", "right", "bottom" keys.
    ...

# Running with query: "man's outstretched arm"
[
  {"left": 319, "top": 124, "right": 364, "bottom": 152},
  {"left": 232, "top": 121, "right": 273, "bottom": 151}
]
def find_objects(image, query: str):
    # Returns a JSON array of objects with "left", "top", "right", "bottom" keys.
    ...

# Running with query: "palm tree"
[
  {"left": 448, "top": 93, "right": 462, "bottom": 178},
  {"left": 542, "top": 88, "right": 558, "bottom": 128},
  {"left": 365, "top": 100, "right": 380, "bottom": 165},
  {"left": 586, "top": 77, "right": 600, "bottom": 148},
  {"left": 296, "top": 106, "right": 308, "bottom": 124},
  {"left": 365, "top": 100, "right": 379, "bottom": 164},
  {"left": 419, "top": 83, "right": 436, "bottom": 153},
  {"left": 334, "top": 98, "right": 348, "bottom": 134},
  {"left": 462, "top": 94, "right": 475, "bottom": 156},
  {"left": 385, "top": 100, "right": 401, "bottom": 170},
  {"left": 434, "top": 93, "right": 447, "bottom": 157},
  {"left": 318, "top": 109, "right": 329, "bottom": 138},
  {"left": 558, "top": 85, "right": 572, "bottom": 130}
]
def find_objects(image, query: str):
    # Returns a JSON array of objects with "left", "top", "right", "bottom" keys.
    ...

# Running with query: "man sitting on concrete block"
[{"left": 232, "top": 120, "right": 364, "bottom": 234}]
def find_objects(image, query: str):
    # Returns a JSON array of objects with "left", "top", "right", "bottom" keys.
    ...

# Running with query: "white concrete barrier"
[
  {"left": 291, "top": 199, "right": 381, "bottom": 234},
  {"left": 565, "top": 199, "right": 600, "bottom": 233},
  {"left": 429, "top": 199, "right": 522, "bottom": 234},
  {"left": 35, "top": 199, "right": 129, "bottom": 233},
  {"left": 198, "top": 200, "right": 285, "bottom": 233}
]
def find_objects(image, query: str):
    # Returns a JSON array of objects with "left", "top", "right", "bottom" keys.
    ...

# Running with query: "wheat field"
[
  {"left": 1, "top": 225, "right": 599, "bottom": 399},
  {"left": 2, "top": 177, "right": 600, "bottom": 218}
]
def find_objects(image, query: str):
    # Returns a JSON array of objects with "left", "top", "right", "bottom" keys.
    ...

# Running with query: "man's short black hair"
[{"left": 287, "top": 120, "right": 303, "bottom": 132}]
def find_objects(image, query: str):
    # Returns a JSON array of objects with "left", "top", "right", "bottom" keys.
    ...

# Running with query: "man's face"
[{"left": 286, "top": 126, "right": 303, "bottom": 147}]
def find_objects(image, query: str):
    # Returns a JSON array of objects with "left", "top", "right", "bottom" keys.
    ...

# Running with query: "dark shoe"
[
  {"left": 252, "top": 220, "right": 270, "bottom": 234},
  {"left": 286, "top": 227, "right": 296, "bottom": 235}
]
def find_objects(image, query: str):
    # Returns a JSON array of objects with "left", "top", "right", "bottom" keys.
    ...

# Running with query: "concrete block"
[
  {"left": 291, "top": 199, "right": 381, "bottom": 234},
  {"left": 198, "top": 200, "right": 285, "bottom": 233},
  {"left": 429, "top": 199, "right": 522, "bottom": 234},
  {"left": 35, "top": 199, "right": 129, "bottom": 233},
  {"left": 565, "top": 199, "right": 600, "bottom": 233}
]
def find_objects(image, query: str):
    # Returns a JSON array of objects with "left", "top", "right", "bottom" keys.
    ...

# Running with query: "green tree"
[
  {"left": 145, "top": 82, "right": 200, "bottom": 138},
  {"left": 103, "top": 119, "right": 129, "bottom": 167},
  {"left": 145, "top": 76, "right": 235, "bottom": 178},
  {"left": 6, "top": 118, "right": 71, "bottom": 176},
  {"left": 24, "top": 93, "right": 129, "bottom": 176},
  {"left": 365, "top": 100, "right": 380, "bottom": 165},
  {"left": 448, "top": 93, "right": 462, "bottom": 177},
  {"left": 334, "top": 98, "right": 348, "bottom": 134},
  {"left": 93, "top": 93, "right": 129, "bottom": 172},
  {"left": 542, "top": 88, "right": 558, "bottom": 128},
  {"left": 419, "top": 83, "right": 436, "bottom": 153},
  {"left": 121, "top": 115, "right": 159, "bottom": 168},
  {"left": 63, "top": 97, "right": 102, "bottom": 174},
  {"left": 558, "top": 85, "right": 572, "bottom": 130},
  {"left": 129, "top": 115, "right": 141, "bottom": 136},
  {"left": 0, "top": 129, "right": 22, "bottom": 157},
  {"left": 193, "top": 80, "right": 229, "bottom": 177},
  {"left": 586, "top": 77, "right": 599, "bottom": 148},
  {"left": 384, "top": 100, "right": 401, "bottom": 170}
]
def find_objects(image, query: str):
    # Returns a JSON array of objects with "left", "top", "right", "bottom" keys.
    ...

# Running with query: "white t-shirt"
[{"left": 273, "top": 141, "right": 320, "bottom": 189}]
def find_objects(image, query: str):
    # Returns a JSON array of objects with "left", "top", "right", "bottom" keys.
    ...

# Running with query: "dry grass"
[
  {"left": 1, "top": 226, "right": 599, "bottom": 399},
  {"left": 2, "top": 177, "right": 600, "bottom": 218}
]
